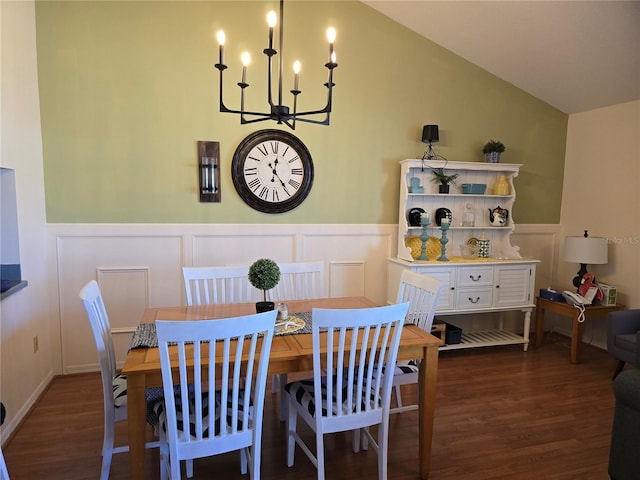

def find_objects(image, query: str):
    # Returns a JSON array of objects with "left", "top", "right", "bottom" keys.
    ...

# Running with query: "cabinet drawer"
[
  {"left": 457, "top": 266, "right": 494, "bottom": 287},
  {"left": 455, "top": 288, "right": 493, "bottom": 309}
]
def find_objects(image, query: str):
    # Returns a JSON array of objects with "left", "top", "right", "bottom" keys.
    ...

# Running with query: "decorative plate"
[
  {"left": 405, "top": 236, "right": 441, "bottom": 260},
  {"left": 435, "top": 207, "right": 452, "bottom": 226},
  {"left": 426, "top": 236, "right": 442, "bottom": 258},
  {"left": 407, "top": 207, "right": 426, "bottom": 227}
]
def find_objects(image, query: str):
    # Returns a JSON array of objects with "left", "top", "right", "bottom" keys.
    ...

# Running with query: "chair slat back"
[
  {"left": 396, "top": 270, "right": 443, "bottom": 332},
  {"left": 271, "top": 261, "right": 324, "bottom": 302},
  {"left": 182, "top": 266, "right": 258, "bottom": 305},
  {"left": 310, "top": 303, "right": 408, "bottom": 428},
  {"left": 155, "top": 311, "right": 276, "bottom": 460},
  {"left": 79, "top": 280, "right": 117, "bottom": 409}
]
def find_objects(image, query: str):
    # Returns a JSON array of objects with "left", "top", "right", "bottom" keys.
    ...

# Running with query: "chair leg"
[
  {"left": 240, "top": 447, "right": 248, "bottom": 475},
  {"left": 613, "top": 360, "right": 626, "bottom": 380},
  {"left": 394, "top": 384, "right": 403, "bottom": 409},
  {"left": 315, "top": 429, "right": 326, "bottom": 480},
  {"left": 279, "top": 374, "right": 288, "bottom": 421},
  {"left": 100, "top": 414, "right": 115, "bottom": 480},
  {"left": 286, "top": 397, "right": 297, "bottom": 467},
  {"left": 272, "top": 374, "right": 279, "bottom": 394},
  {"left": 377, "top": 422, "right": 389, "bottom": 480}
]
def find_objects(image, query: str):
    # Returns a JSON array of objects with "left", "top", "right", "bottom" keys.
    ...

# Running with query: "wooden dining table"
[{"left": 121, "top": 296, "right": 441, "bottom": 479}]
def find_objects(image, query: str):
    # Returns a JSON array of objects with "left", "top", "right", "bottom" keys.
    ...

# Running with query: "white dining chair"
[
  {"left": 182, "top": 266, "right": 257, "bottom": 306},
  {"left": 284, "top": 302, "right": 409, "bottom": 480},
  {"left": 391, "top": 270, "right": 442, "bottom": 413},
  {"left": 269, "top": 261, "right": 325, "bottom": 302},
  {"left": 79, "top": 280, "right": 161, "bottom": 480},
  {"left": 269, "top": 261, "right": 325, "bottom": 420},
  {"left": 153, "top": 310, "right": 277, "bottom": 480}
]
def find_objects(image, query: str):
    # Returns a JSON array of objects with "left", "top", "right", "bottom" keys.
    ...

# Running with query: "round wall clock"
[{"left": 231, "top": 129, "right": 314, "bottom": 214}]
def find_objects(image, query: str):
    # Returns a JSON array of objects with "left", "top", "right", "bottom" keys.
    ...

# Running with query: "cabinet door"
[
  {"left": 413, "top": 266, "right": 456, "bottom": 311},
  {"left": 493, "top": 264, "right": 533, "bottom": 307}
]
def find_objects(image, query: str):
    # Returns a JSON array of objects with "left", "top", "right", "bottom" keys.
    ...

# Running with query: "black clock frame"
[{"left": 231, "top": 129, "right": 314, "bottom": 214}]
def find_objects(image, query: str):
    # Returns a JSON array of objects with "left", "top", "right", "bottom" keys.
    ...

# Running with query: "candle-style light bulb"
[
  {"left": 216, "top": 30, "right": 226, "bottom": 65},
  {"left": 293, "top": 60, "right": 301, "bottom": 91},
  {"left": 326, "top": 27, "right": 336, "bottom": 44},
  {"left": 241, "top": 52, "right": 250, "bottom": 83},
  {"left": 267, "top": 10, "right": 277, "bottom": 51},
  {"left": 327, "top": 27, "right": 336, "bottom": 63},
  {"left": 267, "top": 10, "right": 277, "bottom": 28}
]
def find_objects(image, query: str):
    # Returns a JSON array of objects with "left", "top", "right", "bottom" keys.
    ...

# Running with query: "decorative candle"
[
  {"left": 420, "top": 212, "right": 430, "bottom": 225},
  {"left": 441, "top": 217, "right": 449, "bottom": 226},
  {"left": 327, "top": 27, "right": 336, "bottom": 62},
  {"left": 267, "top": 11, "right": 277, "bottom": 51},
  {"left": 241, "top": 52, "right": 250, "bottom": 83},
  {"left": 216, "top": 30, "right": 226, "bottom": 65},
  {"left": 293, "top": 60, "right": 301, "bottom": 90}
]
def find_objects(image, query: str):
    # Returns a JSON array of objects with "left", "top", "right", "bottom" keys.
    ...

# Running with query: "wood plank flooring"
[{"left": 3, "top": 333, "right": 619, "bottom": 479}]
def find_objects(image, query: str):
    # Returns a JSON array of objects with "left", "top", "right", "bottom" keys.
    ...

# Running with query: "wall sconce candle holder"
[{"left": 198, "top": 141, "right": 220, "bottom": 203}]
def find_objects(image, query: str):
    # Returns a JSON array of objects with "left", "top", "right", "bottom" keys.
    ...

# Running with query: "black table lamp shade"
[{"left": 422, "top": 125, "right": 439, "bottom": 144}]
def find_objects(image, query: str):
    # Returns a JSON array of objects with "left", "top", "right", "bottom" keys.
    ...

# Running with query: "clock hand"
[{"left": 268, "top": 162, "right": 291, "bottom": 196}]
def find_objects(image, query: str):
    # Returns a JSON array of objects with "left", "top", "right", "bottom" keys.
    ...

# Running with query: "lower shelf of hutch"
[{"left": 439, "top": 329, "right": 529, "bottom": 351}]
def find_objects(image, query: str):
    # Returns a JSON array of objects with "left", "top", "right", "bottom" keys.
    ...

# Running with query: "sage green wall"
[{"left": 36, "top": 1, "right": 566, "bottom": 224}]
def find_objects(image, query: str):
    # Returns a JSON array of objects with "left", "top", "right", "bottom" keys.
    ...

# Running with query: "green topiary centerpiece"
[{"left": 248, "top": 258, "right": 281, "bottom": 312}]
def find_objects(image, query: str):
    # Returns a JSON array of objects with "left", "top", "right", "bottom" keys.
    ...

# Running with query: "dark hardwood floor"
[{"left": 3, "top": 333, "right": 619, "bottom": 479}]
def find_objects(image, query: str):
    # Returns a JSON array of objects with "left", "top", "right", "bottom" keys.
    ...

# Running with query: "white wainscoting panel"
[
  {"left": 329, "top": 261, "right": 366, "bottom": 297},
  {"left": 49, "top": 223, "right": 558, "bottom": 374}
]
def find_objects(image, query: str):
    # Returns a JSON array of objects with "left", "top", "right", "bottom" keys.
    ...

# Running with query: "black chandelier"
[{"left": 214, "top": 0, "right": 338, "bottom": 130}]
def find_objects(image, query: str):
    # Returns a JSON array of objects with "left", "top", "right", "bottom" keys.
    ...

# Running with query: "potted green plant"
[
  {"left": 482, "top": 140, "right": 506, "bottom": 163},
  {"left": 430, "top": 168, "right": 459, "bottom": 194},
  {"left": 248, "top": 258, "right": 281, "bottom": 313}
]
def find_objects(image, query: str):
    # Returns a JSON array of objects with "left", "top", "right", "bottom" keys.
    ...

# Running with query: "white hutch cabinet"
[{"left": 387, "top": 159, "right": 539, "bottom": 351}]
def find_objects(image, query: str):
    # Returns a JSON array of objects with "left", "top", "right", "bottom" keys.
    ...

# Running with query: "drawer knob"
[
  {"left": 469, "top": 274, "right": 482, "bottom": 281},
  {"left": 468, "top": 296, "right": 481, "bottom": 304}
]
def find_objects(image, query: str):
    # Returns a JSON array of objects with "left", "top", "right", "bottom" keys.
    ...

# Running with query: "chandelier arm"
[
  {"left": 289, "top": 115, "right": 330, "bottom": 126},
  {"left": 265, "top": 48, "right": 276, "bottom": 108}
]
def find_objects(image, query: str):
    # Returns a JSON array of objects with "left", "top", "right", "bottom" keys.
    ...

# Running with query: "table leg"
[
  {"left": 571, "top": 309, "right": 583, "bottom": 364},
  {"left": 127, "top": 372, "right": 146, "bottom": 480},
  {"left": 522, "top": 308, "right": 531, "bottom": 351},
  {"left": 418, "top": 344, "right": 439, "bottom": 479},
  {"left": 535, "top": 303, "right": 545, "bottom": 348}
]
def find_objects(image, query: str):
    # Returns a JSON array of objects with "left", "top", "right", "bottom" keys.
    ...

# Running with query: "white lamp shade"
[{"left": 563, "top": 236, "right": 608, "bottom": 265}]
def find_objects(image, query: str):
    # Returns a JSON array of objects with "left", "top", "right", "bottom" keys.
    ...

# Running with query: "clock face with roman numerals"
[{"left": 231, "top": 129, "right": 314, "bottom": 213}]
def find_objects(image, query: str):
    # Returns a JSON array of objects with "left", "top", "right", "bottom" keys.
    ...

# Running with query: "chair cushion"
[
  {"left": 112, "top": 374, "right": 128, "bottom": 407},
  {"left": 152, "top": 390, "right": 253, "bottom": 439},
  {"left": 111, "top": 374, "right": 162, "bottom": 426},
  {"left": 392, "top": 360, "right": 419, "bottom": 375},
  {"left": 285, "top": 377, "right": 377, "bottom": 417}
]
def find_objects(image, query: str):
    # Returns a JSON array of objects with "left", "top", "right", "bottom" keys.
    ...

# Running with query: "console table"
[{"left": 535, "top": 296, "right": 624, "bottom": 363}]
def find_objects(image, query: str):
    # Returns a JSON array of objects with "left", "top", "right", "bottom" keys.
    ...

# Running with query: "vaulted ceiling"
[{"left": 362, "top": 1, "right": 640, "bottom": 114}]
